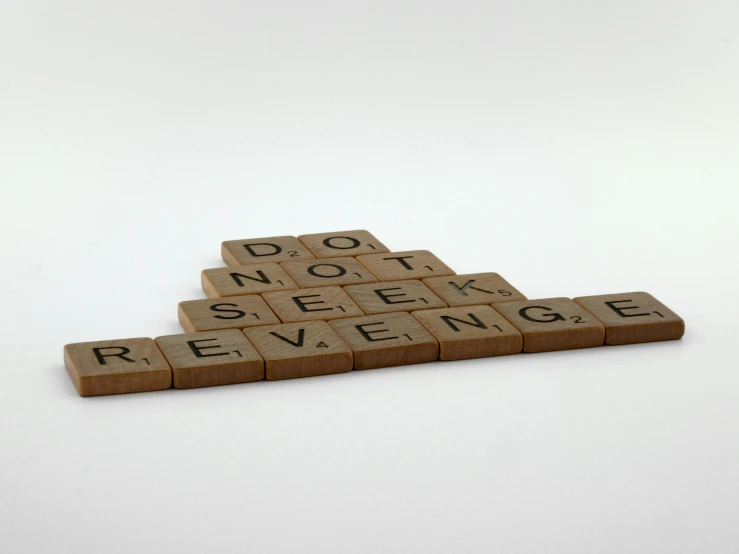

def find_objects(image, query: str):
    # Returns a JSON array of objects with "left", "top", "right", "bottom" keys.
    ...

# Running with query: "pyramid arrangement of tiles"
[{"left": 64, "top": 230, "right": 685, "bottom": 397}]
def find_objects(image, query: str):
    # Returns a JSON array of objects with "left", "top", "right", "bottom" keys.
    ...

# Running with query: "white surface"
[{"left": 2, "top": 1, "right": 739, "bottom": 552}]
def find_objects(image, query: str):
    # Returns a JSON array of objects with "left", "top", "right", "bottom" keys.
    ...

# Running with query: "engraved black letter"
[
  {"left": 229, "top": 270, "right": 271, "bottom": 287},
  {"left": 519, "top": 306, "right": 566, "bottom": 323},
  {"left": 383, "top": 256, "right": 414, "bottom": 270},
  {"left": 440, "top": 313, "right": 487, "bottom": 332},
  {"left": 356, "top": 322, "right": 398, "bottom": 342},
  {"left": 293, "top": 294, "right": 332, "bottom": 312},
  {"left": 270, "top": 329, "right": 305, "bottom": 347},
  {"left": 375, "top": 287, "right": 415, "bottom": 305},
  {"left": 449, "top": 279, "right": 494, "bottom": 297},
  {"left": 323, "top": 236, "right": 360, "bottom": 250},
  {"left": 244, "top": 243, "right": 281, "bottom": 257},
  {"left": 187, "top": 338, "right": 229, "bottom": 358},
  {"left": 605, "top": 299, "right": 650, "bottom": 318},
  {"left": 209, "top": 303, "right": 246, "bottom": 320},
  {"left": 307, "top": 264, "right": 347, "bottom": 278},
  {"left": 93, "top": 346, "right": 135, "bottom": 365}
]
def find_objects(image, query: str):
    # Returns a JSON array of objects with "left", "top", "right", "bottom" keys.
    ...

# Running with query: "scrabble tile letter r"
[{"left": 64, "top": 338, "right": 172, "bottom": 397}]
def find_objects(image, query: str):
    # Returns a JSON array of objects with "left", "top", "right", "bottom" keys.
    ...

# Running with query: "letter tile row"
[
  {"left": 63, "top": 230, "right": 685, "bottom": 396},
  {"left": 65, "top": 293, "right": 684, "bottom": 396}
]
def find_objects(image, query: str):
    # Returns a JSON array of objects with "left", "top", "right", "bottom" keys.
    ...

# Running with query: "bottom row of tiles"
[{"left": 64, "top": 293, "right": 685, "bottom": 397}]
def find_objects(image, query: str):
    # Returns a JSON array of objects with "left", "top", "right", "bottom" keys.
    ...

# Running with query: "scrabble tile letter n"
[
  {"left": 64, "top": 338, "right": 172, "bottom": 396},
  {"left": 222, "top": 236, "right": 315, "bottom": 266},
  {"left": 202, "top": 264, "right": 298, "bottom": 298},
  {"left": 413, "top": 305, "right": 523, "bottom": 361},
  {"left": 493, "top": 298, "right": 605, "bottom": 353},
  {"left": 573, "top": 292, "right": 685, "bottom": 345}
]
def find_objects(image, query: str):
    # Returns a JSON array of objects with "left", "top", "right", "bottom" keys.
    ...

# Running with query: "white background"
[{"left": 1, "top": 1, "right": 738, "bottom": 552}]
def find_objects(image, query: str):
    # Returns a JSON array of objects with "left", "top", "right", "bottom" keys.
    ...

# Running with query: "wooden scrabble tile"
[
  {"left": 412, "top": 305, "right": 523, "bottom": 361},
  {"left": 222, "top": 235, "right": 315, "bottom": 266},
  {"left": 202, "top": 263, "right": 298, "bottom": 298},
  {"left": 262, "top": 286, "right": 364, "bottom": 323},
  {"left": 422, "top": 272, "right": 527, "bottom": 307},
  {"left": 343, "top": 280, "right": 447, "bottom": 315},
  {"left": 329, "top": 312, "right": 439, "bottom": 370},
  {"left": 244, "top": 321, "right": 353, "bottom": 380},
  {"left": 493, "top": 298, "right": 605, "bottom": 353},
  {"left": 280, "top": 257, "right": 378, "bottom": 288},
  {"left": 155, "top": 330, "right": 264, "bottom": 389},
  {"left": 178, "top": 295, "right": 280, "bottom": 333},
  {"left": 64, "top": 338, "right": 171, "bottom": 397},
  {"left": 573, "top": 292, "right": 685, "bottom": 345},
  {"left": 298, "top": 230, "right": 390, "bottom": 258},
  {"left": 356, "top": 250, "right": 455, "bottom": 281}
]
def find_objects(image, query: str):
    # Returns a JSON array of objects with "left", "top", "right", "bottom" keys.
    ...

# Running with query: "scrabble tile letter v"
[{"left": 245, "top": 321, "right": 353, "bottom": 380}]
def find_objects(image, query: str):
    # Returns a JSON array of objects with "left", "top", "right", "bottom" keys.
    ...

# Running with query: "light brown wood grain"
[
  {"left": 356, "top": 250, "right": 455, "bottom": 282},
  {"left": 178, "top": 295, "right": 280, "bottom": 333},
  {"left": 262, "top": 286, "right": 364, "bottom": 323},
  {"left": 222, "top": 235, "right": 315, "bottom": 266},
  {"left": 298, "top": 230, "right": 390, "bottom": 258},
  {"left": 343, "top": 279, "right": 447, "bottom": 314},
  {"left": 329, "top": 312, "right": 438, "bottom": 370},
  {"left": 493, "top": 298, "right": 605, "bottom": 353},
  {"left": 412, "top": 305, "right": 523, "bottom": 361},
  {"left": 201, "top": 263, "right": 298, "bottom": 298},
  {"left": 422, "top": 272, "right": 526, "bottom": 307},
  {"left": 280, "top": 257, "right": 378, "bottom": 288},
  {"left": 155, "top": 330, "right": 264, "bottom": 389},
  {"left": 244, "top": 321, "right": 353, "bottom": 380},
  {"left": 64, "top": 338, "right": 172, "bottom": 397},
  {"left": 573, "top": 292, "right": 684, "bottom": 345}
]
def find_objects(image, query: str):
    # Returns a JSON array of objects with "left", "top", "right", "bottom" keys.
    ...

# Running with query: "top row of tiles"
[
  {"left": 221, "top": 231, "right": 457, "bottom": 282},
  {"left": 222, "top": 231, "right": 387, "bottom": 265}
]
